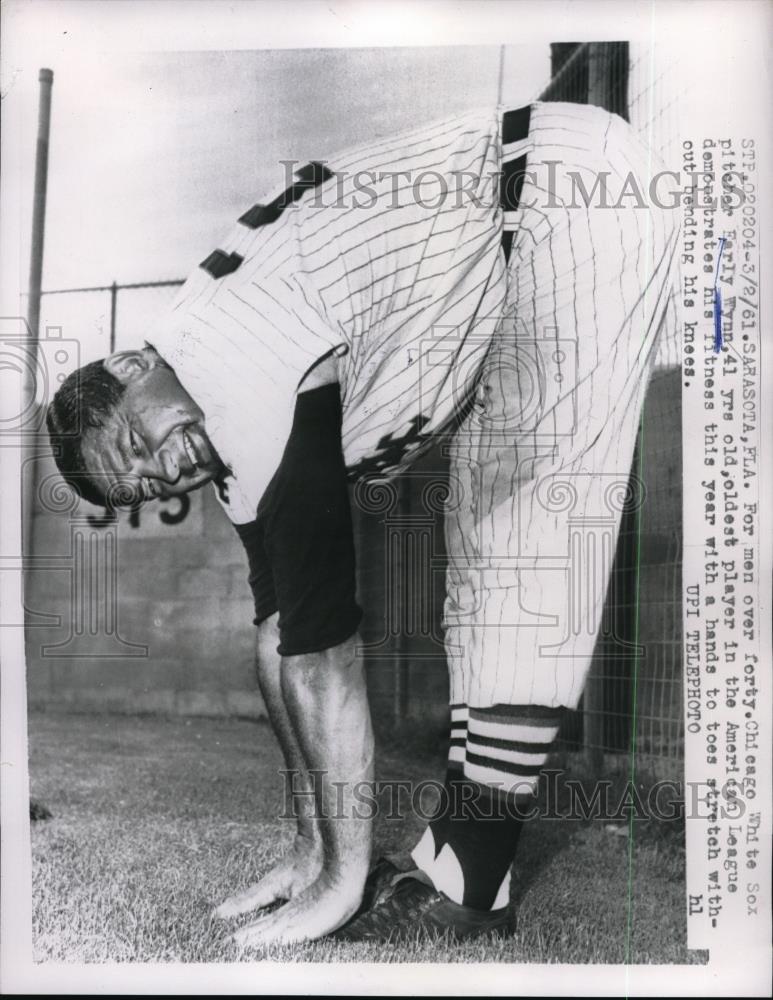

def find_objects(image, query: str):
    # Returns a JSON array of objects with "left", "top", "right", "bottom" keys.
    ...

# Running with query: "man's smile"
[{"left": 182, "top": 427, "right": 198, "bottom": 469}]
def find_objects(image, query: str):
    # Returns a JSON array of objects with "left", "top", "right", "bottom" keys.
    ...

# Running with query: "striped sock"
[
  {"left": 412, "top": 703, "right": 563, "bottom": 910},
  {"left": 464, "top": 704, "right": 564, "bottom": 797},
  {"left": 448, "top": 704, "right": 468, "bottom": 769}
]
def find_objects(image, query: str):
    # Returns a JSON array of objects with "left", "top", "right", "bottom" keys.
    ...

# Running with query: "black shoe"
[
  {"left": 364, "top": 857, "right": 406, "bottom": 904},
  {"left": 344, "top": 856, "right": 405, "bottom": 926},
  {"left": 334, "top": 870, "right": 513, "bottom": 943}
]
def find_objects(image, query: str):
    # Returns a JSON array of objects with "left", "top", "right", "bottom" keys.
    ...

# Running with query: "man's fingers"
[
  {"left": 214, "top": 881, "right": 283, "bottom": 919},
  {"left": 230, "top": 916, "right": 275, "bottom": 949}
]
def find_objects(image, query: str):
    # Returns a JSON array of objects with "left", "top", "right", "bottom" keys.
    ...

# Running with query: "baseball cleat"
[
  {"left": 359, "top": 856, "right": 406, "bottom": 910},
  {"left": 334, "top": 869, "right": 513, "bottom": 942},
  {"left": 339, "top": 855, "right": 405, "bottom": 931}
]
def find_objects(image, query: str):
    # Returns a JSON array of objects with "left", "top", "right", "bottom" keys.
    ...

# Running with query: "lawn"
[{"left": 28, "top": 711, "right": 706, "bottom": 965}]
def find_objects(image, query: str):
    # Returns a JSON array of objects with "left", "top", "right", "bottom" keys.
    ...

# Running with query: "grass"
[{"left": 28, "top": 711, "right": 707, "bottom": 965}]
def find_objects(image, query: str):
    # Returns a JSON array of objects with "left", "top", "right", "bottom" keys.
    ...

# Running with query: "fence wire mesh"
[{"left": 39, "top": 280, "right": 184, "bottom": 368}]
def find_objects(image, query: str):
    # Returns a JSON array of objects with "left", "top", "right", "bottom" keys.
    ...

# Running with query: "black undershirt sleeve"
[{"left": 233, "top": 383, "right": 363, "bottom": 657}]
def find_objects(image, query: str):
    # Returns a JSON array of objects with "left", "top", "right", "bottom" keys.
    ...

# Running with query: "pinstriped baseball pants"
[{"left": 442, "top": 101, "right": 681, "bottom": 794}]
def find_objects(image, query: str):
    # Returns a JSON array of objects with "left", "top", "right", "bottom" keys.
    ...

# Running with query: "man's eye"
[{"left": 130, "top": 431, "right": 142, "bottom": 457}]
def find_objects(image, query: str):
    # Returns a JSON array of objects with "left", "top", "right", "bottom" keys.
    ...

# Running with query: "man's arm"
[
  {"left": 226, "top": 381, "right": 373, "bottom": 946},
  {"left": 234, "top": 381, "right": 362, "bottom": 655}
]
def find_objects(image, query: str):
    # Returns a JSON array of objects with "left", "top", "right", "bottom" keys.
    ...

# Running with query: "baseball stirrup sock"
[
  {"left": 412, "top": 771, "right": 529, "bottom": 910},
  {"left": 465, "top": 704, "right": 564, "bottom": 798},
  {"left": 412, "top": 703, "right": 564, "bottom": 910}
]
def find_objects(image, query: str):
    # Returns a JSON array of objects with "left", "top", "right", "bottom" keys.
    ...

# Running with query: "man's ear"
[{"left": 103, "top": 347, "right": 160, "bottom": 385}]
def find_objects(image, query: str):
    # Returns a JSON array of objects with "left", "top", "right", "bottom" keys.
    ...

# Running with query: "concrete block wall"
[{"left": 25, "top": 454, "right": 264, "bottom": 717}]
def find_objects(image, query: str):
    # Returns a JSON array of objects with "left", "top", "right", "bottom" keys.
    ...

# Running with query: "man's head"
[{"left": 47, "top": 347, "right": 225, "bottom": 509}]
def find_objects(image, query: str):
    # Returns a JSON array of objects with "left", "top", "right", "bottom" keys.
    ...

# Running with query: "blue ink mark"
[{"left": 713, "top": 237, "right": 726, "bottom": 352}]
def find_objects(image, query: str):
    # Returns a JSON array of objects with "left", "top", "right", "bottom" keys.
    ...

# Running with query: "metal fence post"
[
  {"left": 24, "top": 68, "right": 54, "bottom": 571},
  {"left": 393, "top": 477, "right": 411, "bottom": 724},
  {"left": 109, "top": 281, "right": 118, "bottom": 353},
  {"left": 27, "top": 68, "right": 54, "bottom": 351}
]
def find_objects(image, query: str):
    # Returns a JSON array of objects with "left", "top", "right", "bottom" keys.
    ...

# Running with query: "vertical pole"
[
  {"left": 496, "top": 45, "right": 505, "bottom": 106},
  {"left": 587, "top": 42, "right": 612, "bottom": 109},
  {"left": 109, "top": 281, "right": 118, "bottom": 353},
  {"left": 393, "top": 477, "right": 411, "bottom": 724},
  {"left": 26, "top": 68, "right": 54, "bottom": 351},
  {"left": 587, "top": 42, "right": 630, "bottom": 118},
  {"left": 23, "top": 68, "right": 54, "bottom": 563},
  {"left": 583, "top": 668, "right": 605, "bottom": 772},
  {"left": 583, "top": 41, "right": 615, "bottom": 771}
]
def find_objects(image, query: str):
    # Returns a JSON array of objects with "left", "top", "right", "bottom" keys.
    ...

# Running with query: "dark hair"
[{"left": 46, "top": 360, "right": 126, "bottom": 508}]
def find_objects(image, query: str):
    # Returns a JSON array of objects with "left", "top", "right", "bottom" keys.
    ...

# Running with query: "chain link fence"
[{"left": 38, "top": 279, "right": 184, "bottom": 368}]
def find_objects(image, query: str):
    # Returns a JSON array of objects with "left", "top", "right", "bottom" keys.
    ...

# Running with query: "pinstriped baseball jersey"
[{"left": 151, "top": 110, "right": 507, "bottom": 524}]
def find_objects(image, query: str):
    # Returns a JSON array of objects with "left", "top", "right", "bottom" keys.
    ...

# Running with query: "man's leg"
[
  {"left": 339, "top": 104, "right": 680, "bottom": 938},
  {"left": 411, "top": 104, "right": 681, "bottom": 916},
  {"left": 232, "top": 632, "right": 374, "bottom": 946},
  {"left": 214, "top": 612, "right": 323, "bottom": 919}
]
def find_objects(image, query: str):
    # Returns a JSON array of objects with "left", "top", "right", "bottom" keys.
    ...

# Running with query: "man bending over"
[{"left": 47, "top": 102, "right": 678, "bottom": 945}]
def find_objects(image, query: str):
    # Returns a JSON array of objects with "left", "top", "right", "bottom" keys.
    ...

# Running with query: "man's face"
[{"left": 81, "top": 348, "right": 225, "bottom": 505}]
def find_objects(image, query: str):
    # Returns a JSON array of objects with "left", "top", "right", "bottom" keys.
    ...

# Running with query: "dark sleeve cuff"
[
  {"left": 276, "top": 605, "right": 363, "bottom": 657},
  {"left": 233, "top": 518, "right": 279, "bottom": 626}
]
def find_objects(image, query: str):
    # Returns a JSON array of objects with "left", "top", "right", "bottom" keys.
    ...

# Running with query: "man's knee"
[
  {"left": 255, "top": 611, "right": 281, "bottom": 679},
  {"left": 281, "top": 633, "right": 362, "bottom": 685}
]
